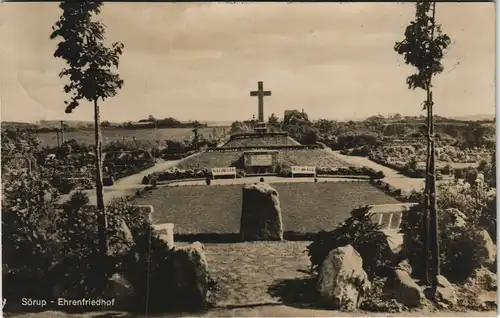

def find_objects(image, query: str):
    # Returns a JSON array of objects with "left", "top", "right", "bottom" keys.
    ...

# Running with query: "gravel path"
[{"left": 333, "top": 151, "right": 426, "bottom": 193}]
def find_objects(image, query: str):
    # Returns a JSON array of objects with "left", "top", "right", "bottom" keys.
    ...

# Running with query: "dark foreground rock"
[{"left": 170, "top": 242, "right": 211, "bottom": 311}]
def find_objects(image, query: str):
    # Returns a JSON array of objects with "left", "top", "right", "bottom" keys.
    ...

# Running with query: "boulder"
[
  {"left": 384, "top": 269, "right": 424, "bottom": 307},
  {"left": 434, "top": 275, "right": 457, "bottom": 306},
  {"left": 108, "top": 219, "right": 135, "bottom": 257},
  {"left": 468, "top": 267, "right": 497, "bottom": 291},
  {"left": 475, "top": 230, "right": 497, "bottom": 266},
  {"left": 103, "top": 273, "right": 135, "bottom": 311},
  {"left": 240, "top": 183, "right": 283, "bottom": 241},
  {"left": 170, "top": 242, "right": 210, "bottom": 310},
  {"left": 316, "top": 245, "right": 371, "bottom": 311}
]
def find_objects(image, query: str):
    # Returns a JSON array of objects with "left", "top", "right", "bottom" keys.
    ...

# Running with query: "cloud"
[{"left": 0, "top": 2, "right": 495, "bottom": 123}]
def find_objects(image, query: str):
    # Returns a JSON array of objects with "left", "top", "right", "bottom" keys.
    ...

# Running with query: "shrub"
[
  {"left": 300, "top": 129, "right": 319, "bottom": 145},
  {"left": 480, "top": 196, "right": 496, "bottom": 244},
  {"left": 441, "top": 164, "right": 452, "bottom": 175},
  {"left": 103, "top": 176, "right": 114, "bottom": 186},
  {"left": 306, "top": 206, "right": 395, "bottom": 279},
  {"left": 2, "top": 172, "right": 62, "bottom": 300},
  {"left": 400, "top": 186, "right": 496, "bottom": 282},
  {"left": 374, "top": 170, "right": 385, "bottom": 179},
  {"left": 2, "top": 178, "right": 159, "bottom": 307}
]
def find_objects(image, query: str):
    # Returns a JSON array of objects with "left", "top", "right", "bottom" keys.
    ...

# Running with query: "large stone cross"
[{"left": 250, "top": 81, "right": 272, "bottom": 122}]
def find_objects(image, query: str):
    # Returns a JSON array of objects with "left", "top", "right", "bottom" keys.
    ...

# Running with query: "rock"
[
  {"left": 475, "top": 230, "right": 497, "bottom": 266},
  {"left": 442, "top": 208, "right": 467, "bottom": 228},
  {"left": 435, "top": 275, "right": 457, "bottom": 306},
  {"left": 120, "top": 219, "right": 134, "bottom": 243},
  {"left": 384, "top": 269, "right": 424, "bottom": 307},
  {"left": 316, "top": 245, "right": 371, "bottom": 311},
  {"left": 240, "top": 183, "right": 283, "bottom": 241},
  {"left": 108, "top": 219, "right": 135, "bottom": 257},
  {"left": 170, "top": 242, "right": 210, "bottom": 310},
  {"left": 103, "top": 273, "right": 135, "bottom": 311},
  {"left": 396, "top": 259, "right": 412, "bottom": 275},
  {"left": 468, "top": 267, "right": 497, "bottom": 291},
  {"left": 154, "top": 223, "right": 175, "bottom": 250}
]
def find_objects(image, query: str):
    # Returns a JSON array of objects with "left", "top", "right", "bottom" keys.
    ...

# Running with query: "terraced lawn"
[
  {"left": 280, "top": 149, "right": 351, "bottom": 167},
  {"left": 222, "top": 136, "right": 301, "bottom": 148},
  {"left": 175, "top": 149, "right": 351, "bottom": 170},
  {"left": 176, "top": 151, "right": 244, "bottom": 169},
  {"left": 132, "top": 181, "right": 399, "bottom": 235}
]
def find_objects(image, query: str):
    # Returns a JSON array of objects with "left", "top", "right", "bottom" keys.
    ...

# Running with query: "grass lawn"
[
  {"left": 175, "top": 149, "right": 351, "bottom": 170},
  {"left": 132, "top": 181, "right": 399, "bottom": 235}
]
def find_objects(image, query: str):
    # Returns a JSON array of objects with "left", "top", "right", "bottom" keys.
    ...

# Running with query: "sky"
[{"left": 0, "top": 2, "right": 495, "bottom": 123}]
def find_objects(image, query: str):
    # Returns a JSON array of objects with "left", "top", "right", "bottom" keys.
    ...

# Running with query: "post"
[
  {"left": 428, "top": 2, "right": 440, "bottom": 298},
  {"left": 258, "top": 81, "right": 264, "bottom": 121},
  {"left": 60, "top": 120, "right": 65, "bottom": 144},
  {"left": 423, "top": 90, "right": 431, "bottom": 286},
  {"left": 387, "top": 213, "right": 394, "bottom": 230},
  {"left": 94, "top": 98, "right": 108, "bottom": 263},
  {"left": 429, "top": 90, "right": 440, "bottom": 295},
  {"left": 56, "top": 129, "right": 60, "bottom": 148}
]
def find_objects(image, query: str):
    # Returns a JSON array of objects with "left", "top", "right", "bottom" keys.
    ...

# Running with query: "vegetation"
[
  {"left": 401, "top": 183, "right": 496, "bottom": 282},
  {"left": 51, "top": 0, "right": 125, "bottom": 262},
  {"left": 306, "top": 206, "right": 396, "bottom": 279},
  {"left": 37, "top": 127, "right": 222, "bottom": 148},
  {"left": 394, "top": 1, "right": 453, "bottom": 292}
]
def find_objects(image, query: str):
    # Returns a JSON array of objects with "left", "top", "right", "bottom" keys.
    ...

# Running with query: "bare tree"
[
  {"left": 51, "top": 0, "right": 124, "bottom": 271},
  {"left": 394, "top": 1, "right": 452, "bottom": 297}
]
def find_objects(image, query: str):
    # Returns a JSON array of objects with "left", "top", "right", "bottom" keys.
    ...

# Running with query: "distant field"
[
  {"left": 37, "top": 127, "right": 217, "bottom": 147},
  {"left": 132, "top": 181, "right": 399, "bottom": 234},
  {"left": 176, "top": 149, "right": 351, "bottom": 170}
]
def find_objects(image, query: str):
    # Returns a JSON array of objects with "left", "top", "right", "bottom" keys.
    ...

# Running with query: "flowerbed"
[
  {"left": 279, "top": 166, "right": 385, "bottom": 179},
  {"left": 341, "top": 143, "right": 490, "bottom": 179},
  {"left": 143, "top": 167, "right": 211, "bottom": 184},
  {"left": 40, "top": 142, "right": 157, "bottom": 191}
]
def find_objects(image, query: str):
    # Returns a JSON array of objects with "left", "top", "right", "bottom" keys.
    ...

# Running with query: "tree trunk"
[
  {"left": 422, "top": 91, "right": 431, "bottom": 286},
  {"left": 94, "top": 98, "right": 108, "bottom": 258},
  {"left": 429, "top": 91, "right": 440, "bottom": 295},
  {"left": 428, "top": 1, "right": 440, "bottom": 298}
]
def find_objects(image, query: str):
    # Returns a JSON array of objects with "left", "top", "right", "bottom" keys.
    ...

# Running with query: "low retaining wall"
[{"left": 206, "top": 145, "right": 321, "bottom": 152}]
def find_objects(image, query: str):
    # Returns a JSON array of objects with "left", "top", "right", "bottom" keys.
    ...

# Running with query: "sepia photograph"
[{"left": 0, "top": 1, "right": 496, "bottom": 317}]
